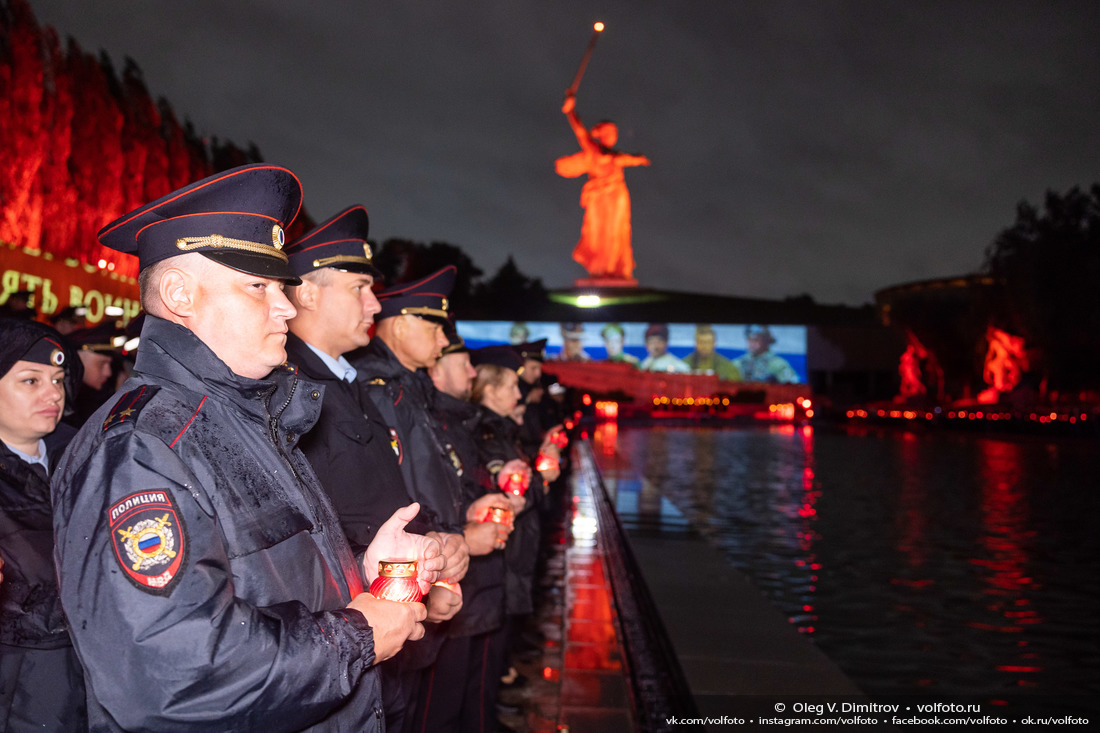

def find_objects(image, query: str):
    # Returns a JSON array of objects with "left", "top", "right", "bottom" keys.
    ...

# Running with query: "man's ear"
[
  {"left": 391, "top": 315, "right": 409, "bottom": 340},
  {"left": 290, "top": 278, "right": 318, "bottom": 312},
  {"left": 158, "top": 266, "right": 198, "bottom": 319}
]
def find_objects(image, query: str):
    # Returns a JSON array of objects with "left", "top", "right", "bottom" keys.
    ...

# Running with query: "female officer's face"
[
  {"left": 0, "top": 360, "right": 65, "bottom": 453},
  {"left": 481, "top": 370, "right": 521, "bottom": 418}
]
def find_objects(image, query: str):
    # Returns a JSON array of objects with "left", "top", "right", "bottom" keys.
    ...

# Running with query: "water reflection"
[{"left": 607, "top": 425, "right": 1100, "bottom": 704}]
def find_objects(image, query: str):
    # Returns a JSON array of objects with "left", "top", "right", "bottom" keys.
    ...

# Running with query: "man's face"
[
  {"left": 78, "top": 351, "right": 114, "bottom": 390},
  {"left": 314, "top": 270, "right": 381, "bottom": 356},
  {"left": 430, "top": 351, "right": 476, "bottom": 400},
  {"left": 563, "top": 338, "right": 583, "bottom": 358},
  {"left": 0, "top": 360, "right": 65, "bottom": 449},
  {"left": 695, "top": 332, "right": 716, "bottom": 358},
  {"left": 522, "top": 359, "right": 542, "bottom": 385},
  {"left": 399, "top": 315, "right": 449, "bottom": 370},
  {"left": 645, "top": 335, "right": 667, "bottom": 358},
  {"left": 603, "top": 333, "right": 624, "bottom": 357},
  {"left": 747, "top": 334, "right": 769, "bottom": 356},
  {"left": 188, "top": 264, "right": 297, "bottom": 380}
]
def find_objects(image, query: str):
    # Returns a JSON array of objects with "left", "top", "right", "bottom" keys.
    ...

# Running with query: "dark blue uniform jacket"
[{"left": 51, "top": 316, "right": 382, "bottom": 732}]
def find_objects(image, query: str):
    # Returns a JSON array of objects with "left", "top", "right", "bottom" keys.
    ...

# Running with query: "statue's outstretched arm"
[
  {"left": 562, "top": 92, "right": 596, "bottom": 153},
  {"left": 618, "top": 153, "right": 651, "bottom": 168}
]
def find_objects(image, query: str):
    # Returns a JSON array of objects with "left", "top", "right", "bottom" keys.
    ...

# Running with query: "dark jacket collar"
[
  {"left": 349, "top": 337, "right": 407, "bottom": 381},
  {"left": 477, "top": 405, "right": 519, "bottom": 439},
  {"left": 284, "top": 331, "right": 338, "bottom": 383},
  {"left": 132, "top": 315, "right": 320, "bottom": 435},
  {"left": 351, "top": 337, "right": 437, "bottom": 405}
]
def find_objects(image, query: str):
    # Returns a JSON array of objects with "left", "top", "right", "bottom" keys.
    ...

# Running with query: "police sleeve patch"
[{"left": 109, "top": 490, "right": 188, "bottom": 595}]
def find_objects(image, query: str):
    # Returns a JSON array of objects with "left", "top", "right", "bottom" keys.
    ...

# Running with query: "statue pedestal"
[{"left": 574, "top": 277, "right": 638, "bottom": 289}]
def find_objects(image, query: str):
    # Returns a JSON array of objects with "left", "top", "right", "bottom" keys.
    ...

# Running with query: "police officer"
[
  {"left": 282, "top": 209, "right": 469, "bottom": 732},
  {"left": 469, "top": 346, "right": 545, "bottom": 720},
  {"left": 420, "top": 327, "right": 515, "bottom": 732},
  {"left": 350, "top": 266, "right": 472, "bottom": 731},
  {"left": 283, "top": 205, "right": 430, "bottom": 548},
  {"left": 0, "top": 319, "right": 86, "bottom": 731},
  {"left": 51, "top": 164, "right": 443, "bottom": 732},
  {"left": 63, "top": 321, "right": 124, "bottom": 427}
]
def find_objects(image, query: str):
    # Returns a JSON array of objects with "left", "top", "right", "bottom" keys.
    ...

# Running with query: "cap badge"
[
  {"left": 50, "top": 348, "right": 65, "bottom": 367},
  {"left": 363, "top": 243, "right": 373, "bottom": 260},
  {"left": 272, "top": 224, "right": 285, "bottom": 250}
]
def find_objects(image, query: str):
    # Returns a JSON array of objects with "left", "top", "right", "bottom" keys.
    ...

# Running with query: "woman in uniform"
[{"left": 0, "top": 318, "right": 86, "bottom": 731}]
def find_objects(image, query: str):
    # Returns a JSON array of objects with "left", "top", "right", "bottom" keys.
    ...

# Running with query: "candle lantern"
[
  {"left": 536, "top": 453, "right": 559, "bottom": 473},
  {"left": 480, "top": 505, "right": 514, "bottom": 528},
  {"left": 504, "top": 471, "right": 529, "bottom": 497},
  {"left": 369, "top": 559, "right": 423, "bottom": 603}
]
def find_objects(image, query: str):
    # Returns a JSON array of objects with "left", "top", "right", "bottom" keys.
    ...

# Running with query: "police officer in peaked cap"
[{"left": 50, "top": 165, "right": 444, "bottom": 732}]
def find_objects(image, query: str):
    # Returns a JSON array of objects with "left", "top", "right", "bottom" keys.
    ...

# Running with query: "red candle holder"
[
  {"left": 504, "top": 471, "right": 529, "bottom": 497},
  {"left": 369, "top": 559, "right": 423, "bottom": 603},
  {"left": 536, "top": 453, "right": 559, "bottom": 473},
  {"left": 480, "top": 505, "right": 514, "bottom": 528},
  {"left": 550, "top": 430, "right": 568, "bottom": 449}
]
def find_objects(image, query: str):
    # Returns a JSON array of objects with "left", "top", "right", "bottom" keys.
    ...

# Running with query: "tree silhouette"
[
  {"left": 471, "top": 256, "right": 548, "bottom": 319},
  {"left": 373, "top": 238, "right": 483, "bottom": 315},
  {"left": 983, "top": 185, "right": 1100, "bottom": 392}
]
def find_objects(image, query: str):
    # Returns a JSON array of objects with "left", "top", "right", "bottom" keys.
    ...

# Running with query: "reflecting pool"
[{"left": 592, "top": 422, "right": 1100, "bottom": 708}]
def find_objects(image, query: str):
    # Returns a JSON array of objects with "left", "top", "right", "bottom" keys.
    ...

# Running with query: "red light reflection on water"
[
  {"left": 969, "top": 439, "right": 1043, "bottom": 687},
  {"left": 890, "top": 435, "right": 1043, "bottom": 688},
  {"left": 792, "top": 425, "right": 819, "bottom": 635},
  {"left": 593, "top": 422, "right": 618, "bottom": 456}
]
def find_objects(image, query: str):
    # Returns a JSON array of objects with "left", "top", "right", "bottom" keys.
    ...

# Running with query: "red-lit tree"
[{"left": 0, "top": 0, "right": 263, "bottom": 280}]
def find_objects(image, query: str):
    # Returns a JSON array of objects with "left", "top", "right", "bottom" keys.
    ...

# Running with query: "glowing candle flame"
[{"left": 594, "top": 22, "right": 604, "bottom": 32}]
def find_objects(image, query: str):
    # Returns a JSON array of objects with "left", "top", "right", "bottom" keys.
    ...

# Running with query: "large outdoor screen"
[{"left": 456, "top": 321, "right": 808, "bottom": 384}]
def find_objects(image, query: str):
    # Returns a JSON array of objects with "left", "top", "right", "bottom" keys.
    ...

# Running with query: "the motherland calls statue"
[{"left": 555, "top": 91, "right": 650, "bottom": 282}]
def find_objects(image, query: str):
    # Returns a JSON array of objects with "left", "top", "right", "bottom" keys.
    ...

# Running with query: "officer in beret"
[
  {"left": 50, "top": 165, "right": 442, "bottom": 732},
  {"left": 349, "top": 265, "right": 471, "bottom": 729},
  {"left": 733, "top": 324, "right": 800, "bottom": 384},
  {"left": 0, "top": 319, "right": 86, "bottom": 731}
]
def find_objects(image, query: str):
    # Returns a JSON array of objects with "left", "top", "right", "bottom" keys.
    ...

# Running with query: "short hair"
[
  {"left": 138, "top": 258, "right": 175, "bottom": 316},
  {"left": 601, "top": 322, "right": 625, "bottom": 339},
  {"left": 301, "top": 267, "right": 333, "bottom": 287},
  {"left": 471, "top": 363, "right": 511, "bottom": 404},
  {"left": 695, "top": 324, "right": 715, "bottom": 338}
]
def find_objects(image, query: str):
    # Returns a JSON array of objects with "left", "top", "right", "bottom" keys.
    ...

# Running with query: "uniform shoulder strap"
[{"left": 101, "top": 385, "right": 162, "bottom": 432}]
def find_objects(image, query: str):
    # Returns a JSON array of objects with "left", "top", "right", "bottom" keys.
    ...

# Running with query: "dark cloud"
[{"left": 28, "top": 0, "right": 1100, "bottom": 304}]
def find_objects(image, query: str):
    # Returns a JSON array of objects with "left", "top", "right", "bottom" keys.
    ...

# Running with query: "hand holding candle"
[
  {"left": 369, "top": 559, "right": 423, "bottom": 603},
  {"left": 363, "top": 502, "right": 443, "bottom": 595},
  {"left": 496, "top": 458, "right": 532, "bottom": 497}
]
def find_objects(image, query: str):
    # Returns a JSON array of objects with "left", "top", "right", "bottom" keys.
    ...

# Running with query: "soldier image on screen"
[{"left": 732, "top": 324, "right": 800, "bottom": 384}]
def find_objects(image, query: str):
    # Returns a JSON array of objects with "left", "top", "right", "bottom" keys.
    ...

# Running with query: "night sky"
[{"left": 26, "top": 1, "right": 1100, "bottom": 305}]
